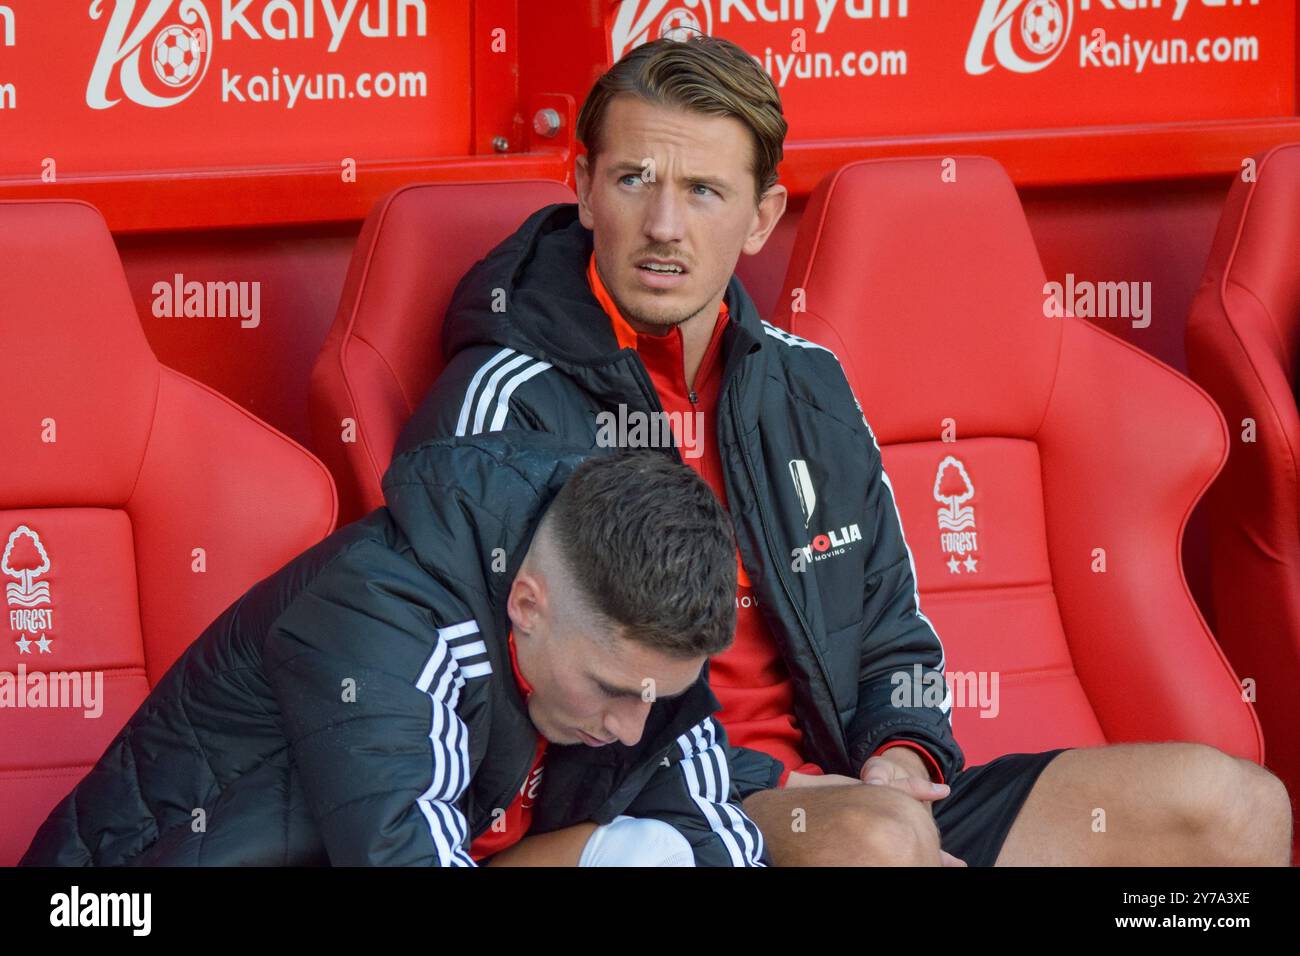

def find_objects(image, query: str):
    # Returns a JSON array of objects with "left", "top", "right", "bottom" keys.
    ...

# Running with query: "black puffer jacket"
[
  {"left": 396, "top": 202, "right": 965, "bottom": 789},
  {"left": 20, "top": 434, "right": 767, "bottom": 866}
]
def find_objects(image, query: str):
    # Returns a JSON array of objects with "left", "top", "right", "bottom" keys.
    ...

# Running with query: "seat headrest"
[
  {"left": 0, "top": 200, "right": 158, "bottom": 506},
  {"left": 338, "top": 179, "right": 578, "bottom": 408},
  {"left": 1200, "top": 142, "right": 1300, "bottom": 375},
  {"left": 776, "top": 156, "right": 1060, "bottom": 442}
]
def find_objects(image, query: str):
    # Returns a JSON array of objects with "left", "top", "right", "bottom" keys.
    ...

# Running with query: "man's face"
[
  {"left": 507, "top": 568, "right": 704, "bottom": 748},
  {"left": 574, "top": 95, "right": 786, "bottom": 334}
]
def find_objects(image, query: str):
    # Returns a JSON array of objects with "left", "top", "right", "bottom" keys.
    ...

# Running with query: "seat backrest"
[
  {"left": 310, "top": 179, "right": 578, "bottom": 525},
  {"left": 1186, "top": 142, "right": 1300, "bottom": 811},
  {"left": 774, "top": 157, "right": 1261, "bottom": 766},
  {"left": 0, "top": 200, "right": 337, "bottom": 865}
]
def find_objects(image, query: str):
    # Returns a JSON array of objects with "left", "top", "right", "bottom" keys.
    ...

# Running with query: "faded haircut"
[{"left": 542, "top": 449, "right": 737, "bottom": 658}]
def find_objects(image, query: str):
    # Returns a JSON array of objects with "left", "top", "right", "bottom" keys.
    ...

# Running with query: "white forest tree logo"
[
  {"left": 611, "top": 0, "right": 714, "bottom": 61},
  {"left": 933, "top": 456, "right": 981, "bottom": 574},
  {"left": 4, "top": 525, "right": 56, "bottom": 653},
  {"left": 86, "top": 0, "right": 213, "bottom": 109},
  {"left": 3, "top": 525, "right": 51, "bottom": 609}
]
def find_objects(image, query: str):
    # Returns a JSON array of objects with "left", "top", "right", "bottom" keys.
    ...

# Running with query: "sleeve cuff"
[{"left": 871, "top": 741, "right": 945, "bottom": 785}]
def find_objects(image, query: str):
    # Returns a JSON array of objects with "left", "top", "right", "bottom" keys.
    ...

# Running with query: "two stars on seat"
[{"left": 14, "top": 634, "right": 52, "bottom": 654}]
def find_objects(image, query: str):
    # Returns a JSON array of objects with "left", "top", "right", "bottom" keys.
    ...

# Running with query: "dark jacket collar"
[{"left": 440, "top": 203, "right": 768, "bottom": 419}]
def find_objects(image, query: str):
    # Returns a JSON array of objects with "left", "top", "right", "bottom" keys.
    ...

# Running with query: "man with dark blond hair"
[{"left": 398, "top": 35, "right": 1292, "bottom": 866}]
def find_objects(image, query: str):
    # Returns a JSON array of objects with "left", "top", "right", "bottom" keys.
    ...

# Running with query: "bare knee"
[
  {"left": 749, "top": 783, "right": 944, "bottom": 866},
  {"left": 1223, "top": 758, "right": 1293, "bottom": 865},
  {"left": 839, "top": 788, "right": 942, "bottom": 866},
  {"left": 1170, "top": 744, "right": 1292, "bottom": 865}
]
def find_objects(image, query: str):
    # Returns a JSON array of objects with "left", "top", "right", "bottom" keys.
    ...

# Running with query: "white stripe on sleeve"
[
  {"left": 455, "top": 348, "right": 516, "bottom": 436},
  {"left": 675, "top": 718, "right": 766, "bottom": 866}
]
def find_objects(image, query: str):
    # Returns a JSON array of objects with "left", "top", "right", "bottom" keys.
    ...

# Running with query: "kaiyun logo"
[
  {"left": 611, "top": 0, "right": 714, "bottom": 60},
  {"left": 86, "top": 0, "right": 213, "bottom": 108},
  {"left": 965, "top": 0, "right": 1074, "bottom": 75},
  {"left": 86, "top": 1, "right": 431, "bottom": 109}
]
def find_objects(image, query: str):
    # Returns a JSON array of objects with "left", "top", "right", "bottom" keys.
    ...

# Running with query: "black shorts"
[
  {"left": 932, "top": 747, "right": 1070, "bottom": 866},
  {"left": 730, "top": 745, "right": 1070, "bottom": 867}
]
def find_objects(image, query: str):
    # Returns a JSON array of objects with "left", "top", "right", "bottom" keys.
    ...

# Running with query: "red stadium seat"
[
  {"left": 0, "top": 200, "right": 338, "bottom": 866},
  {"left": 1186, "top": 141, "right": 1300, "bottom": 853},
  {"left": 773, "top": 157, "right": 1263, "bottom": 771},
  {"left": 309, "top": 179, "right": 577, "bottom": 525}
]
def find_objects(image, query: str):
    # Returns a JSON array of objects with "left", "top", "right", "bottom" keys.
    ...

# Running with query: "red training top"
[
  {"left": 468, "top": 631, "right": 547, "bottom": 861},
  {"left": 588, "top": 254, "right": 821, "bottom": 784},
  {"left": 587, "top": 255, "right": 943, "bottom": 785}
]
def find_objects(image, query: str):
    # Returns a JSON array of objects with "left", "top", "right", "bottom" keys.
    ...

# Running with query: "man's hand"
[
  {"left": 753, "top": 763, "right": 967, "bottom": 866},
  {"left": 860, "top": 748, "right": 950, "bottom": 801},
  {"left": 861, "top": 748, "right": 966, "bottom": 866}
]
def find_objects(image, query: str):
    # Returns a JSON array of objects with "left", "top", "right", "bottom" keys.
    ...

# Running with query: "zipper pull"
[{"left": 688, "top": 389, "right": 698, "bottom": 405}]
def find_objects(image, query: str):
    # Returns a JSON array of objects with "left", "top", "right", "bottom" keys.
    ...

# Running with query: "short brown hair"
[
  {"left": 576, "top": 35, "right": 787, "bottom": 207},
  {"left": 544, "top": 449, "right": 737, "bottom": 659}
]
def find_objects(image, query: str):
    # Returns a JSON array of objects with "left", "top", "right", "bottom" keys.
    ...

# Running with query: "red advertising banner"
[
  {"left": 0, "top": 1, "right": 1295, "bottom": 229},
  {"left": 608, "top": 0, "right": 1296, "bottom": 136},
  {"left": 0, "top": 1, "right": 471, "bottom": 177}
]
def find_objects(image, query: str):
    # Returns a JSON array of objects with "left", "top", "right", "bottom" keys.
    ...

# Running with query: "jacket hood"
[
  {"left": 381, "top": 432, "right": 594, "bottom": 610},
  {"left": 440, "top": 202, "right": 768, "bottom": 385},
  {"left": 441, "top": 203, "right": 613, "bottom": 368}
]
